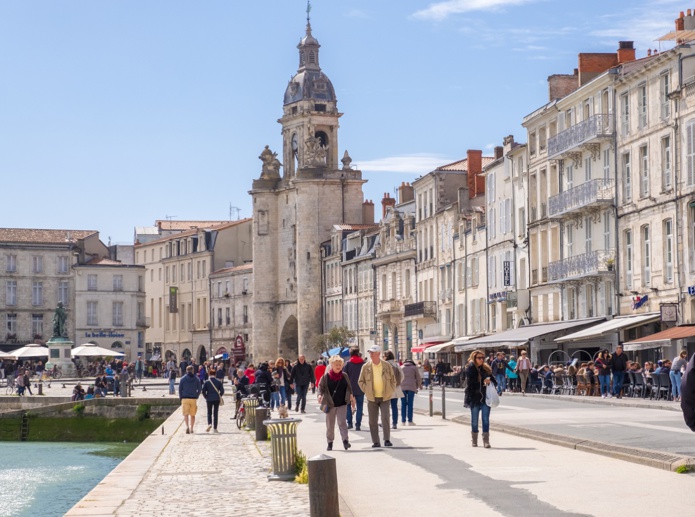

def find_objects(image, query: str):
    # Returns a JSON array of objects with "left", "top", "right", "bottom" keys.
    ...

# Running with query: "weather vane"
[{"left": 307, "top": 0, "right": 311, "bottom": 24}]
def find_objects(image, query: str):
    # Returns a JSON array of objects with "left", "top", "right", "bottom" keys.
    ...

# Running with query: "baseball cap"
[{"left": 367, "top": 345, "right": 381, "bottom": 353}]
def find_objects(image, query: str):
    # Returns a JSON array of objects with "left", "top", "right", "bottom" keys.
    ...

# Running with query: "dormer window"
[
  {"left": 314, "top": 104, "right": 326, "bottom": 112},
  {"left": 314, "top": 81, "right": 326, "bottom": 91}
]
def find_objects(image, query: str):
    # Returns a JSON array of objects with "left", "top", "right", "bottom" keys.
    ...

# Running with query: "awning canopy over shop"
[
  {"left": 461, "top": 318, "right": 604, "bottom": 351},
  {"left": 622, "top": 325, "right": 695, "bottom": 351},
  {"left": 555, "top": 313, "right": 660, "bottom": 343},
  {"left": 411, "top": 342, "right": 444, "bottom": 354}
]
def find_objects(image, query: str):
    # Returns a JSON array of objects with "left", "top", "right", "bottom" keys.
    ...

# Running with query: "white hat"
[{"left": 367, "top": 345, "right": 381, "bottom": 353}]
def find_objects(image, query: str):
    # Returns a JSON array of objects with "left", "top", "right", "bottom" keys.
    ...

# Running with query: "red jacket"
[{"left": 314, "top": 364, "right": 327, "bottom": 381}]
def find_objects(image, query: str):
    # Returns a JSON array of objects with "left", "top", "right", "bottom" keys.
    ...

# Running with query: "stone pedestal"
[{"left": 47, "top": 337, "right": 76, "bottom": 377}]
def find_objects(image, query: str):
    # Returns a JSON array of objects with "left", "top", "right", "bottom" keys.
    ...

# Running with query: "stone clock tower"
[{"left": 250, "top": 16, "right": 366, "bottom": 361}]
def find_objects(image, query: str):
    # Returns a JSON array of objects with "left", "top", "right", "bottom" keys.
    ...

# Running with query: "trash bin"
[
  {"left": 263, "top": 418, "right": 302, "bottom": 481},
  {"left": 243, "top": 397, "right": 259, "bottom": 431},
  {"left": 255, "top": 407, "right": 268, "bottom": 441}
]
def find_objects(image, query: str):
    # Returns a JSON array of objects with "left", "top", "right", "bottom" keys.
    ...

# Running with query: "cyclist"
[
  {"left": 234, "top": 369, "right": 249, "bottom": 416},
  {"left": 254, "top": 363, "right": 273, "bottom": 407}
]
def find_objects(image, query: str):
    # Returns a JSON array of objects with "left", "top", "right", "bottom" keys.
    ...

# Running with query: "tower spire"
[{"left": 307, "top": 0, "right": 312, "bottom": 26}]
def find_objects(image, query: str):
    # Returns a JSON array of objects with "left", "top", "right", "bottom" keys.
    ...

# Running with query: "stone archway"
[
  {"left": 278, "top": 315, "right": 299, "bottom": 360},
  {"left": 197, "top": 345, "right": 207, "bottom": 364}
]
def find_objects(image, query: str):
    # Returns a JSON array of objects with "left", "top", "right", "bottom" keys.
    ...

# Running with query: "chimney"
[
  {"left": 676, "top": 11, "right": 685, "bottom": 31},
  {"left": 548, "top": 70, "right": 579, "bottom": 101},
  {"left": 398, "top": 182, "right": 414, "bottom": 204},
  {"left": 617, "top": 41, "right": 635, "bottom": 64},
  {"left": 362, "top": 200, "right": 374, "bottom": 225},
  {"left": 494, "top": 146, "right": 504, "bottom": 160},
  {"left": 466, "top": 149, "right": 484, "bottom": 199},
  {"left": 381, "top": 193, "right": 396, "bottom": 217}
]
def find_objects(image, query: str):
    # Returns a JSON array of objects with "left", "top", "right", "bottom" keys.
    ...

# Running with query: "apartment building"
[{"left": 209, "top": 263, "right": 252, "bottom": 363}]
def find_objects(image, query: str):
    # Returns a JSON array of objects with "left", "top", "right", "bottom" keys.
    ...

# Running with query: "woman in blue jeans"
[
  {"left": 383, "top": 351, "right": 403, "bottom": 429},
  {"left": 595, "top": 350, "right": 612, "bottom": 398},
  {"left": 670, "top": 350, "right": 689, "bottom": 401},
  {"left": 464, "top": 350, "right": 497, "bottom": 448},
  {"left": 400, "top": 359, "right": 422, "bottom": 425}
]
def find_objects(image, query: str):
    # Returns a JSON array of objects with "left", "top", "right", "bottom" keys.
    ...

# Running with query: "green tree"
[{"left": 312, "top": 326, "right": 355, "bottom": 356}]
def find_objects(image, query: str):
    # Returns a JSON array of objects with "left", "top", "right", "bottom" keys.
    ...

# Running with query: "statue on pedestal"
[
  {"left": 259, "top": 145, "right": 282, "bottom": 179},
  {"left": 52, "top": 302, "right": 68, "bottom": 339}
]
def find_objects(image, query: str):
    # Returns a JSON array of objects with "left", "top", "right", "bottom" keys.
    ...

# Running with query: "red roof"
[{"left": 0, "top": 228, "right": 98, "bottom": 244}]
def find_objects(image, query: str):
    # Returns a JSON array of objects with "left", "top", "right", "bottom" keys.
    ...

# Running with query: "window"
[
  {"left": 662, "top": 136, "right": 672, "bottom": 190},
  {"left": 113, "top": 275, "right": 123, "bottom": 291},
  {"left": 6, "top": 313, "right": 17, "bottom": 335},
  {"left": 31, "top": 314, "right": 43, "bottom": 337},
  {"left": 566, "top": 224, "right": 574, "bottom": 257},
  {"left": 243, "top": 305, "right": 248, "bottom": 324},
  {"left": 405, "top": 269, "right": 411, "bottom": 298},
  {"left": 58, "top": 256, "right": 69, "bottom": 273},
  {"left": 5, "top": 255, "right": 16, "bottom": 273},
  {"left": 585, "top": 217, "right": 592, "bottom": 253},
  {"left": 226, "top": 307, "right": 231, "bottom": 326},
  {"left": 622, "top": 152, "right": 632, "bottom": 202},
  {"left": 58, "top": 281, "right": 69, "bottom": 305},
  {"left": 688, "top": 121, "right": 695, "bottom": 186},
  {"left": 664, "top": 219, "right": 673, "bottom": 283},
  {"left": 660, "top": 72, "right": 670, "bottom": 120},
  {"left": 564, "top": 164, "right": 574, "bottom": 191},
  {"left": 87, "top": 274, "right": 97, "bottom": 291},
  {"left": 32, "top": 282, "right": 43, "bottom": 306},
  {"left": 642, "top": 225, "right": 651, "bottom": 287},
  {"left": 603, "top": 211, "right": 611, "bottom": 250},
  {"left": 585, "top": 157, "right": 592, "bottom": 181},
  {"left": 217, "top": 308, "right": 222, "bottom": 327},
  {"left": 87, "top": 301, "right": 98, "bottom": 326},
  {"left": 6, "top": 280, "right": 17, "bottom": 306},
  {"left": 32, "top": 256, "right": 43, "bottom": 273},
  {"left": 603, "top": 149, "right": 610, "bottom": 181},
  {"left": 637, "top": 83, "right": 647, "bottom": 129},
  {"left": 171, "top": 265, "right": 176, "bottom": 284},
  {"left": 166, "top": 266, "right": 170, "bottom": 284},
  {"left": 620, "top": 93, "right": 630, "bottom": 136},
  {"left": 639, "top": 145, "right": 649, "bottom": 198},
  {"left": 625, "top": 229, "right": 633, "bottom": 289},
  {"left": 113, "top": 302, "right": 124, "bottom": 326}
]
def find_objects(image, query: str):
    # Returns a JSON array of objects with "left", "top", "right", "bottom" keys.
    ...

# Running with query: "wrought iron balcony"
[
  {"left": 548, "top": 249, "right": 616, "bottom": 283},
  {"left": 548, "top": 179, "right": 614, "bottom": 218},
  {"left": 404, "top": 301, "right": 437, "bottom": 319},
  {"left": 548, "top": 113, "right": 614, "bottom": 158}
]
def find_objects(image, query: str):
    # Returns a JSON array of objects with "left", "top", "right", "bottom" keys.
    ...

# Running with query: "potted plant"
[{"left": 605, "top": 257, "right": 615, "bottom": 271}]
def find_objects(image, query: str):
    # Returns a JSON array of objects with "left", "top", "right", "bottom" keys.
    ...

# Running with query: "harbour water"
[{"left": 0, "top": 442, "right": 133, "bottom": 517}]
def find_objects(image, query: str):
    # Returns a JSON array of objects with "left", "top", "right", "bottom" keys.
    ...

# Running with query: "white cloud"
[
  {"left": 345, "top": 9, "right": 370, "bottom": 19},
  {"left": 355, "top": 154, "right": 453, "bottom": 174},
  {"left": 412, "top": 0, "right": 537, "bottom": 21}
]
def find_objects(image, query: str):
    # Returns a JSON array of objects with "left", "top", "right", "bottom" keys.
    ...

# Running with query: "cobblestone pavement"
[{"left": 67, "top": 395, "right": 309, "bottom": 516}]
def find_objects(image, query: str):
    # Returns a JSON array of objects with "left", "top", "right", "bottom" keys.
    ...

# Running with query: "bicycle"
[
  {"left": 236, "top": 403, "right": 246, "bottom": 429},
  {"left": 4, "top": 378, "right": 16, "bottom": 396}
]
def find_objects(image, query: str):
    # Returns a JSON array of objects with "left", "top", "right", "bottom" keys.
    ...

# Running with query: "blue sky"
[{"left": 0, "top": 0, "right": 682, "bottom": 244}]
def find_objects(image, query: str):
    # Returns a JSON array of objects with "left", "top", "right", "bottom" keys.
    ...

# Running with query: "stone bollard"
[
  {"left": 255, "top": 407, "right": 268, "bottom": 441},
  {"left": 308, "top": 454, "right": 339, "bottom": 517},
  {"left": 243, "top": 398, "right": 259, "bottom": 431},
  {"left": 441, "top": 385, "right": 446, "bottom": 420},
  {"left": 263, "top": 418, "right": 302, "bottom": 481},
  {"left": 38, "top": 382, "right": 43, "bottom": 396}
]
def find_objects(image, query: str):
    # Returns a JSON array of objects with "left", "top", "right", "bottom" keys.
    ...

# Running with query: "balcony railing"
[
  {"left": 548, "top": 179, "right": 614, "bottom": 218},
  {"left": 377, "top": 299, "right": 402, "bottom": 316},
  {"left": 548, "top": 113, "right": 614, "bottom": 157},
  {"left": 137, "top": 317, "right": 150, "bottom": 328},
  {"left": 404, "top": 301, "right": 437, "bottom": 318},
  {"left": 548, "top": 249, "right": 616, "bottom": 282}
]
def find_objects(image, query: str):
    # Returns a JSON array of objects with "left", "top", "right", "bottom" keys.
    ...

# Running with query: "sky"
[{"left": 0, "top": 0, "right": 684, "bottom": 244}]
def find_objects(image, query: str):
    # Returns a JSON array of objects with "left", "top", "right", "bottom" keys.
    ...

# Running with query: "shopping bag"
[{"left": 485, "top": 384, "right": 500, "bottom": 408}]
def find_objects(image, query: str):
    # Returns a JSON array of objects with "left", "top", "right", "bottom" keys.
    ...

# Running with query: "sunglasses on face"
[{"left": 475, "top": 356, "right": 484, "bottom": 360}]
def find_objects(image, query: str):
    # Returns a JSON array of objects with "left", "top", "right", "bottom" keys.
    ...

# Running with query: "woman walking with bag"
[
  {"left": 464, "top": 349, "right": 497, "bottom": 448},
  {"left": 317, "top": 355, "right": 355, "bottom": 451},
  {"left": 202, "top": 367, "right": 224, "bottom": 433},
  {"left": 517, "top": 350, "right": 532, "bottom": 395}
]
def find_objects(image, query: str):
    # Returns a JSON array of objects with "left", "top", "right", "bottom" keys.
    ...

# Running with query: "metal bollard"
[
  {"left": 308, "top": 454, "right": 339, "bottom": 517},
  {"left": 429, "top": 384, "right": 433, "bottom": 417},
  {"left": 255, "top": 407, "right": 268, "bottom": 441},
  {"left": 38, "top": 382, "right": 43, "bottom": 396},
  {"left": 263, "top": 418, "right": 302, "bottom": 481},
  {"left": 441, "top": 385, "right": 446, "bottom": 420}
]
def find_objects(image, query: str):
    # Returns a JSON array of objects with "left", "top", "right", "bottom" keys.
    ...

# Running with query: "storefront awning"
[
  {"left": 411, "top": 342, "right": 443, "bottom": 354},
  {"left": 555, "top": 313, "right": 660, "bottom": 343},
  {"left": 461, "top": 318, "right": 604, "bottom": 350},
  {"left": 622, "top": 325, "right": 695, "bottom": 351},
  {"left": 425, "top": 341, "right": 456, "bottom": 354}
]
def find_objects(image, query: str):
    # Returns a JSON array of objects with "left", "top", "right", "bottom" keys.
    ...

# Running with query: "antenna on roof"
[
  {"left": 229, "top": 204, "right": 241, "bottom": 221},
  {"left": 165, "top": 215, "right": 177, "bottom": 227}
]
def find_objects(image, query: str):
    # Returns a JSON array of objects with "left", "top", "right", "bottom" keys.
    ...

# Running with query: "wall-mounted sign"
[
  {"left": 688, "top": 286, "right": 695, "bottom": 296},
  {"left": 660, "top": 303, "right": 678, "bottom": 323},
  {"left": 488, "top": 291, "right": 508, "bottom": 303},
  {"left": 169, "top": 287, "right": 178, "bottom": 313},
  {"left": 632, "top": 295, "right": 648, "bottom": 310},
  {"left": 503, "top": 261, "right": 511, "bottom": 286}
]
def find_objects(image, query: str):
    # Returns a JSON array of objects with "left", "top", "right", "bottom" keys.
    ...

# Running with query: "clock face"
[{"left": 291, "top": 134, "right": 298, "bottom": 152}]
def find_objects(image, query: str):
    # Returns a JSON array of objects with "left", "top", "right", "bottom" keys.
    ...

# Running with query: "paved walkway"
[{"left": 67, "top": 395, "right": 309, "bottom": 516}]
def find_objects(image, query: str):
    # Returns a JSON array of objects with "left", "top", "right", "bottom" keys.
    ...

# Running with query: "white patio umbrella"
[
  {"left": 0, "top": 350, "right": 15, "bottom": 359},
  {"left": 10, "top": 343, "right": 49, "bottom": 358},
  {"left": 71, "top": 343, "right": 124, "bottom": 358}
]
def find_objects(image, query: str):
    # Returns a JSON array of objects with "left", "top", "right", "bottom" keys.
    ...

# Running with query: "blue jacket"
[
  {"left": 202, "top": 377, "right": 224, "bottom": 402},
  {"left": 179, "top": 372, "right": 202, "bottom": 399}
]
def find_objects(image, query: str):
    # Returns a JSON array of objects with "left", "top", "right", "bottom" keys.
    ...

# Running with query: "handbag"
[
  {"left": 485, "top": 384, "right": 500, "bottom": 408},
  {"left": 319, "top": 375, "right": 341, "bottom": 413},
  {"left": 209, "top": 379, "right": 224, "bottom": 405}
]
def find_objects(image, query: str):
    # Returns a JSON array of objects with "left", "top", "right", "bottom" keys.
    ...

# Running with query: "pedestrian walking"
[
  {"left": 273, "top": 358, "right": 291, "bottom": 408},
  {"left": 179, "top": 365, "right": 202, "bottom": 434},
  {"left": 343, "top": 347, "right": 365, "bottom": 431},
  {"left": 671, "top": 350, "right": 688, "bottom": 402},
  {"left": 422, "top": 359, "right": 432, "bottom": 388},
  {"left": 608, "top": 344, "right": 629, "bottom": 398},
  {"left": 595, "top": 350, "right": 612, "bottom": 398},
  {"left": 318, "top": 355, "right": 355, "bottom": 451},
  {"left": 516, "top": 350, "right": 532, "bottom": 395},
  {"left": 314, "top": 360, "right": 326, "bottom": 395},
  {"left": 290, "top": 355, "right": 315, "bottom": 413},
  {"left": 22, "top": 370, "right": 33, "bottom": 395},
  {"left": 357, "top": 345, "right": 397, "bottom": 448},
  {"left": 507, "top": 356, "right": 519, "bottom": 392},
  {"left": 135, "top": 356, "right": 144, "bottom": 382},
  {"left": 464, "top": 349, "right": 497, "bottom": 448},
  {"left": 202, "top": 368, "right": 224, "bottom": 433},
  {"left": 400, "top": 358, "right": 422, "bottom": 425},
  {"left": 681, "top": 351, "right": 695, "bottom": 431},
  {"left": 168, "top": 367, "right": 177, "bottom": 395},
  {"left": 491, "top": 352, "right": 508, "bottom": 395},
  {"left": 383, "top": 350, "right": 403, "bottom": 429}
]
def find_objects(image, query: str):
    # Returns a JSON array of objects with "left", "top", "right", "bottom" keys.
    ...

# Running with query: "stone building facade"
[
  {"left": 0, "top": 229, "right": 110, "bottom": 351},
  {"left": 209, "top": 263, "right": 253, "bottom": 363},
  {"left": 249, "top": 19, "right": 367, "bottom": 361}
]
